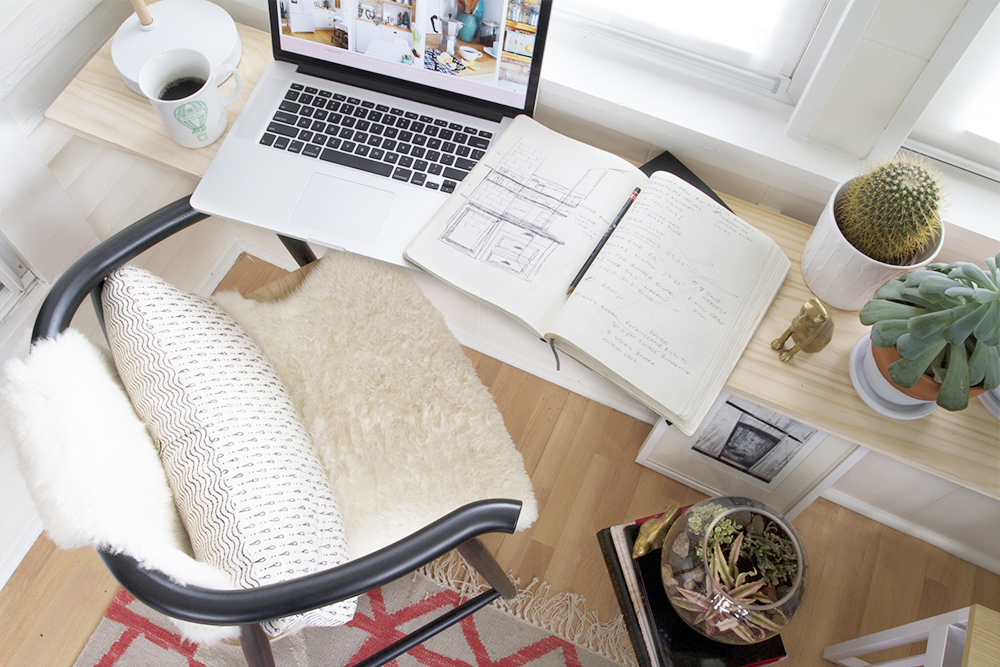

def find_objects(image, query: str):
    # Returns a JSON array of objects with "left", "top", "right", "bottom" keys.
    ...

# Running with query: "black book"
[{"left": 597, "top": 520, "right": 787, "bottom": 667}]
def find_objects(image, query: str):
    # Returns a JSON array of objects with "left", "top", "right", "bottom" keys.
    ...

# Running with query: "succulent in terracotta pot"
[{"left": 859, "top": 255, "right": 1000, "bottom": 411}]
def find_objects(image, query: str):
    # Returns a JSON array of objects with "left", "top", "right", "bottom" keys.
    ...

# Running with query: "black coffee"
[{"left": 158, "top": 76, "right": 206, "bottom": 101}]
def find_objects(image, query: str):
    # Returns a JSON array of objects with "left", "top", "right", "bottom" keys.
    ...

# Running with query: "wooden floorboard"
[{"left": 2, "top": 253, "right": 998, "bottom": 667}]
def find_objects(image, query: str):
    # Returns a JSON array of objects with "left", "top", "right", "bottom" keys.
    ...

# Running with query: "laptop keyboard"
[{"left": 259, "top": 83, "right": 492, "bottom": 193}]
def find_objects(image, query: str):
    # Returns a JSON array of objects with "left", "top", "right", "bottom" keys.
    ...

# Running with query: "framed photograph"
[
  {"left": 685, "top": 394, "right": 827, "bottom": 490},
  {"left": 636, "top": 392, "right": 865, "bottom": 518}
]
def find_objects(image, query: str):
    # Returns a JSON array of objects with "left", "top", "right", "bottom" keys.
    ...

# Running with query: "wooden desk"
[
  {"left": 46, "top": 23, "right": 273, "bottom": 178},
  {"left": 714, "top": 197, "right": 999, "bottom": 502},
  {"left": 45, "top": 24, "right": 1000, "bottom": 501}
]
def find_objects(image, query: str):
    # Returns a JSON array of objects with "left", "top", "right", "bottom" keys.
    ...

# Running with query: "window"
[
  {"left": 906, "top": 3, "right": 1000, "bottom": 180},
  {"left": 555, "top": 0, "right": 831, "bottom": 97}
]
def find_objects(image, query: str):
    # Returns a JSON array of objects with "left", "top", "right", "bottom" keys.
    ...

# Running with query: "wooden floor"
[{"left": 1, "top": 253, "right": 998, "bottom": 667}]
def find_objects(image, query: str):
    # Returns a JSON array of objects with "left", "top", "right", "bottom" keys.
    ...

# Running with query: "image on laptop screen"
[{"left": 275, "top": 0, "right": 544, "bottom": 112}]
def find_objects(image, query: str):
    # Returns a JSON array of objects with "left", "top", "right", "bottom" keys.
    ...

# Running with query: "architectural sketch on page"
[
  {"left": 437, "top": 140, "right": 621, "bottom": 282},
  {"left": 404, "top": 115, "right": 647, "bottom": 338}
]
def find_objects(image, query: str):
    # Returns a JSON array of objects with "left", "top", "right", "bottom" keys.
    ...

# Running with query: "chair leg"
[
  {"left": 239, "top": 624, "right": 276, "bottom": 667},
  {"left": 457, "top": 537, "right": 517, "bottom": 600},
  {"left": 278, "top": 234, "right": 317, "bottom": 266}
]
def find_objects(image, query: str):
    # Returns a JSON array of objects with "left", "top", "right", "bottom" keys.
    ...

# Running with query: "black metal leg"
[
  {"left": 351, "top": 590, "right": 500, "bottom": 667},
  {"left": 239, "top": 624, "right": 276, "bottom": 667},
  {"left": 457, "top": 537, "right": 517, "bottom": 600},
  {"left": 278, "top": 234, "right": 318, "bottom": 267}
]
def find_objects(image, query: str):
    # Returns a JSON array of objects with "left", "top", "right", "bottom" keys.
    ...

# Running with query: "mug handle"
[{"left": 216, "top": 65, "right": 242, "bottom": 107}]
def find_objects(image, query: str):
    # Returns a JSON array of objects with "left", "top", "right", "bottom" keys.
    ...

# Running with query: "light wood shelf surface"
[
  {"left": 45, "top": 23, "right": 1000, "bottom": 500},
  {"left": 721, "top": 197, "right": 999, "bottom": 500},
  {"left": 45, "top": 23, "right": 273, "bottom": 178},
  {"left": 965, "top": 604, "right": 1000, "bottom": 667}
]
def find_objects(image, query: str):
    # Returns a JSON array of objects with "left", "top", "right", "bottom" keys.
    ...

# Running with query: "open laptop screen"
[{"left": 271, "top": 0, "right": 550, "bottom": 116}]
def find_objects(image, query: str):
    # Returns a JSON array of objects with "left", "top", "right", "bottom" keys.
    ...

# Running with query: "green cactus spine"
[{"left": 837, "top": 158, "right": 943, "bottom": 266}]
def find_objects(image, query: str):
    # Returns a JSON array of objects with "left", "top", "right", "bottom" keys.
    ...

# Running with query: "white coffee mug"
[{"left": 138, "top": 48, "right": 242, "bottom": 148}]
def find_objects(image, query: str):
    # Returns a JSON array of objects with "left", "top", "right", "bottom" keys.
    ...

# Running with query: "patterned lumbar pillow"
[{"left": 101, "top": 264, "right": 354, "bottom": 636}]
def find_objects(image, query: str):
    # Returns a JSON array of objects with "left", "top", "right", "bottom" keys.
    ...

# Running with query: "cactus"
[
  {"left": 859, "top": 255, "right": 1000, "bottom": 411},
  {"left": 837, "top": 158, "right": 943, "bottom": 266}
]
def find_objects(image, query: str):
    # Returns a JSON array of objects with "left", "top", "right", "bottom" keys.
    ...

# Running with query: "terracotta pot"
[{"left": 870, "top": 342, "right": 987, "bottom": 402}]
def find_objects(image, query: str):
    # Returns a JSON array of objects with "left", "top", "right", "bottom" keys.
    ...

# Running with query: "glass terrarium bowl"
[{"left": 660, "top": 497, "right": 807, "bottom": 645}]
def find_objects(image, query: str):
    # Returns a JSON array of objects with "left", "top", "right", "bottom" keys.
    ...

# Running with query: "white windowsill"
[{"left": 535, "top": 17, "right": 1000, "bottom": 243}]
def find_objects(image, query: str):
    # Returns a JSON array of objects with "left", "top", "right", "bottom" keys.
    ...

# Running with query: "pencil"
[{"left": 567, "top": 187, "right": 641, "bottom": 295}]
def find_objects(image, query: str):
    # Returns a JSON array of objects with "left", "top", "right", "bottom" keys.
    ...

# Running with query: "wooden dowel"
[{"left": 130, "top": 0, "right": 153, "bottom": 26}]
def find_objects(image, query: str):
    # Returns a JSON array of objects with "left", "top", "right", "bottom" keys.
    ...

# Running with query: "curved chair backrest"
[{"left": 30, "top": 196, "right": 522, "bottom": 667}]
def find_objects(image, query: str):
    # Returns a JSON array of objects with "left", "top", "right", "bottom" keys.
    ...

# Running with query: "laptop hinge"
[{"left": 296, "top": 63, "right": 508, "bottom": 124}]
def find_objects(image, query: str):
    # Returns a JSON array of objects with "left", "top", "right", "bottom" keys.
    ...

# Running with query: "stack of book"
[{"left": 597, "top": 517, "right": 787, "bottom": 667}]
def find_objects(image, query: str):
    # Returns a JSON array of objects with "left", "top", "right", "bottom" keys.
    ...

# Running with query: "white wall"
[{"left": 826, "top": 450, "right": 1000, "bottom": 573}]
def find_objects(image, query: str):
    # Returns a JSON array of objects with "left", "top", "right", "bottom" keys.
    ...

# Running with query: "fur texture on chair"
[
  {"left": 1, "top": 252, "right": 537, "bottom": 643},
  {"left": 213, "top": 252, "right": 538, "bottom": 558},
  {"left": 1, "top": 329, "right": 239, "bottom": 643}
]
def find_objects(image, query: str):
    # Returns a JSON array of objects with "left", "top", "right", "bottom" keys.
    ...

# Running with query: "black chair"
[{"left": 31, "top": 196, "right": 523, "bottom": 667}]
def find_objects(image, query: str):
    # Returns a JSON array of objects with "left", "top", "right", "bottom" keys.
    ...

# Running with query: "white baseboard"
[
  {"left": 822, "top": 488, "right": 1000, "bottom": 575},
  {"left": 0, "top": 516, "right": 42, "bottom": 592},
  {"left": 234, "top": 235, "right": 305, "bottom": 273}
]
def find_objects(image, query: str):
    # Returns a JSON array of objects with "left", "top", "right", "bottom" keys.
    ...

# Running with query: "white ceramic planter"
[{"left": 801, "top": 180, "right": 945, "bottom": 311}]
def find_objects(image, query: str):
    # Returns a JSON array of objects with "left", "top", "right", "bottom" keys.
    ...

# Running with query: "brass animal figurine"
[
  {"left": 631, "top": 505, "right": 681, "bottom": 559},
  {"left": 771, "top": 298, "right": 835, "bottom": 362}
]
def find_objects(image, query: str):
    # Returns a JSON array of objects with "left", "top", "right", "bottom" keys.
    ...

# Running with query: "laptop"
[{"left": 191, "top": 0, "right": 553, "bottom": 268}]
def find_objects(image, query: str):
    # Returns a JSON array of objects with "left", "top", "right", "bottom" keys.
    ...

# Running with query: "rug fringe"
[{"left": 417, "top": 552, "right": 638, "bottom": 667}]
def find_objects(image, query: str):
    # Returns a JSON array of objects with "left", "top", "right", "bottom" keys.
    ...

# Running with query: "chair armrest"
[
  {"left": 99, "top": 498, "right": 522, "bottom": 626},
  {"left": 32, "top": 197, "right": 207, "bottom": 343}
]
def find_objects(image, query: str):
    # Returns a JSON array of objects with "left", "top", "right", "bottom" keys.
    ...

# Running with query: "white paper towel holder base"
[{"left": 112, "top": 0, "right": 243, "bottom": 96}]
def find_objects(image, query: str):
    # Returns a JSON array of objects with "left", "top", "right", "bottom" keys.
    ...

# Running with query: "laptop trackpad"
[{"left": 291, "top": 173, "right": 394, "bottom": 244}]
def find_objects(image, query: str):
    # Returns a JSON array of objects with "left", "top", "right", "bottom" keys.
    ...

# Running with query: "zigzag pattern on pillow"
[{"left": 102, "top": 265, "right": 355, "bottom": 635}]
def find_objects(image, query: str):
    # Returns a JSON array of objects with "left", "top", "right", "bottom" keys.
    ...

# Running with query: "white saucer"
[
  {"left": 979, "top": 389, "right": 1000, "bottom": 420},
  {"left": 848, "top": 333, "right": 937, "bottom": 420}
]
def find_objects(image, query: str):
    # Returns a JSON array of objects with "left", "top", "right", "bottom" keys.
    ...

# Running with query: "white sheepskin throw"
[
  {"left": 213, "top": 252, "right": 538, "bottom": 558},
  {"left": 0, "top": 330, "right": 238, "bottom": 644}
]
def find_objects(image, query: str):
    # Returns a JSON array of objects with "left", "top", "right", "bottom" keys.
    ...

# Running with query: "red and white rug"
[{"left": 73, "top": 563, "right": 634, "bottom": 667}]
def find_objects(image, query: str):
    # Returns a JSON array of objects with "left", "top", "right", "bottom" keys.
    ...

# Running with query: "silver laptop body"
[{"left": 192, "top": 0, "right": 552, "bottom": 267}]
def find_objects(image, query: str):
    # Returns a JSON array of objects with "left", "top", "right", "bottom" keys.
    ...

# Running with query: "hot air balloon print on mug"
[
  {"left": 174, "top": 101, "right": 210, "bottom": 141},
  {"left": 138, "top": 48, "right": 241, "bottom": 148}
]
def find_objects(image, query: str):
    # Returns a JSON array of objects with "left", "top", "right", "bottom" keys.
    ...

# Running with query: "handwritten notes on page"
[{"left": 548, "top": 172, "right": 790, "bottom": 433}]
